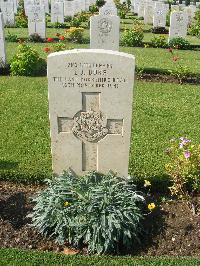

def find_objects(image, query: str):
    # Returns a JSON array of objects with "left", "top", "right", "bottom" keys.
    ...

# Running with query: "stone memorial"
[
  {"left": 138, "top": 0, "right": 144, "bottom": 18},
  {"left": 1, "top": 2, "right": 15, "bottom": 26},
  {"left": 134, "top": 0, "right": 140, "bottom": 14},
  {"left": 51, "top": 1, "right": 64, "bottom": 23},
  {"left": 144, "top": 1, "right": 153, "bottom": 24},
  {"left": 0, "top": 12, "right": 6, "bottom": 67},
  {"left": 40, "top": 0, "right": 49, "bottom": 13},
  {"left": 169, "top": 11, "right": 188, "bottom": 39},
  {"left": 28, "top": 5, "right": 46, "bottom": 38},
  {"left": 64, "top": 0, "right": 75, "bottom": 17},
  {"left": 99, "top": 4, "right": 117, "bottom": 16},
  {"left": 153, "top": 2, "right": 167, "bottom": 28},
  {"left": 90, "top": 14, "right": 120, "bottom": 51},
  {"left": 47, "top": 49, "right": 135, "bottom": 176}
]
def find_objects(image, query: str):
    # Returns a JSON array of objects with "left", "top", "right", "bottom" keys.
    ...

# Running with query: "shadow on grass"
[{"left": 0, "top": 160, "right": 19, "bottom": 170}]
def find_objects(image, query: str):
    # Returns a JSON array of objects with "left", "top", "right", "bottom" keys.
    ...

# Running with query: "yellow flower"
[
  {"left": 64, "top": 201, "right": 70, "bottom": 207},
  {"left": 148, "top": 203, "right": 156, "bottom": 211},
  {"left": 144, "top": 179, "right": 151, "bottom": 187}
]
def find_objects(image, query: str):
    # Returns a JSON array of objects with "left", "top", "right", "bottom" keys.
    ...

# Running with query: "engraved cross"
[{"left": 57, "top": 92, "right": 123, "bottom": 172}]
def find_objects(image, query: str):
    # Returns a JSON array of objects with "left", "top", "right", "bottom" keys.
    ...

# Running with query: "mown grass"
[
  {"left": 1, "top": 77, "right": 200, "bottom": 184},
  {"left": 0, "top": 248, "right": 199, "bottom": 266}
]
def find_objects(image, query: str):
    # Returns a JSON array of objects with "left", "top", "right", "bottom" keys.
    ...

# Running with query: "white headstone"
[
  {"left": 0, "top": 13, "right": 6, "bottom": 67},
  {"left": 153, "top": 2, "right": 167, "bottom": 28},
  {"left": 99, "top": 3, "right": 117, "bottom": 16},
  {"left": 51, "top": 1, "right": 64, "bottom": 23},
  {"left": 64, "top": 0, "right": 75, "bottom": 16},
  {"left": 47, "top": 49, "right": 135, "bottom": 177},
  {"left": 1, "top": 2, "right": 15, "bottom": 26},
  {"left": 28, "top": 5, "right": 46, "bottom": 38},
  {"left": 40, "top": 0, "right": 49, "bottom": 13},
  {"left": 138, "top": 0, "right": 144, "bottom": 17},
  {"left": 144, "top": 1, "right": 153, "bottom": 24},
  {"left": 134, "top": 0, "right": 140, "bottom": 14},
  {"left": 169, "top": 11, "right": 188, "bottom": 39},
  {"left": 90, "top": 15, "right": 120, "bottom": 51}
]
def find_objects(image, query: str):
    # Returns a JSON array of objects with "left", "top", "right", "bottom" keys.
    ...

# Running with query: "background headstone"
[
  {"left": 28, "top": 5, "right": 46, "bottom": 38},
  {"left": 90, "top": 14, "right": 120, "bottom": 51},
  {"left": 0, "top": 12, "right": 6, "bottom": 67},
  {"left": 169, "top": 11, "right": 188, "bottom": 39},
  {"left": 48, "top": 49, "right": 135, "bottom": 177},
  {"left": 51, "top": 1, "right": 64, "bottom": 23}
]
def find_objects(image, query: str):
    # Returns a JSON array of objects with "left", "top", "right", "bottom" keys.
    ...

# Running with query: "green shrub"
[
  {"left": 95, "top": 0, "right": 105, "bottom": 7},
  {"left": 64, "top": 16, "right": 72, "bottom": 22},
  {"left": 151, "top": 35, "right": 168, "bottom": 48},
  {"left": 189, "top": 10, "right": 200, "bottom": 38},
  {"left": 29, "top": 171, "right": 145, "bottom": 254},
  {"left": 6, "top": 31, "right": 19, "bottom": 42},
  {"left": 16, "top": 9, "right": 28, "bottom": 28},
  {"left": 70, "top": 17, "right": 82, "bottom": 27},
  {"left": 10, "top": 43, "right": 45, "bottom": 76},
  {"left": 165, "top": 137, "right": 200, "bottom": 196},
  {"left": 50, "top": 22, "right": 66, "bottom": 28},
  {"left": 152, "top": 27, "right": 168, "bottom": 34},
  {"left": 89, "top": 4, "right": 99, "bottom": 13},
  {"left": 28, "top": 33, "right": 44, "bottom": 42},
  {"left": 65, "top": 27, "right": 84, "bottom": 43},
  {"left": 121, "top": 21, "right": 144, "bottom": 47},
  {"left": 168, "top": 37, "right": 190, "bottom": 49},
  {"left": 121, "top": 28, "right": 144, "bottom": 47}
]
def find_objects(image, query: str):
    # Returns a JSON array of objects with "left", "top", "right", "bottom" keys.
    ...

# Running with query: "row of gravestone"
[
  {"left": 0, "top": 0, "right": 196, "bottom": 67},
  {"left": 0, "top": 0, "right": 96, "bottom": 26},
  {"left": 132, "top": 0, "right": 198, "bottom": 27}
]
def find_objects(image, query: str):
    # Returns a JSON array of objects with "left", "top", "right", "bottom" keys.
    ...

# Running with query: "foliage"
[
  {"left": 95, "top": 0, "right": 105, "bottom": 7},
  {"left": 165, "top": 137, "right": 200, "bottom": 197},
  {"left": 49, "top": 22, "right": 66, "bottom": 28},
  {"left": 70, "top": 17, "right": 82, "bottom": 27},
  {"left": 152, "top": 27, "right": 168, "bottom": 34},
  {"left": 167, "top": 48, "right": 190, "bottom": 83},
  {"left": 6, "top": 31, "right": 19, "bottom": 42},
  {"left": 29, "top": 171, "right": 145, "bottom": 254},
  {"left": 168, "top": 37, "right": 190, "bottom": 50},
  {"left": 15, "top": 9, "right": 28, "bottom": 28},
  {"left": 10, "top": 43, "right": 45, "bottom": 76},
  {"left": 189, "top": 10, "right": 200, "bottom": 38},
  {"left": 28, "top": 33, "right": 44, "bottom": 42},
  {"left": 89, "top": 4, "right": 99, "bottom": 13},
  {"left": 64, "top": 16, "right": 73, "bottom": 22},
  {"left": 76, "top": 11, "right": 91, "bottom": 23},
  {"left": 151, "top": 35, "right": 168, "bottom": 48},
  {"left": 121, "top": 21, "right": 144, "bottom": 47},
  {"left": 65, "top": 27, "right": 84, "bottom": 43}
]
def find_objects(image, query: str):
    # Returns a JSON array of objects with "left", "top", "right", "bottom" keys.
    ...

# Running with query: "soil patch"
[{"left": 0, "top": 181, "right": 199, "bottom": 256}]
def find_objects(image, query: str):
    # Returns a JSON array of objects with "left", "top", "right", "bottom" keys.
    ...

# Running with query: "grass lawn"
[
  {"left": 1, "top": 77, "right": 199, "bottom": 184},
  {"left": 0, "top": 248, "right": 199, "bottom": 266}
]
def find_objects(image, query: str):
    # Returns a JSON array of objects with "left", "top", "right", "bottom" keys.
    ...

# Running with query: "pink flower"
[
  {"left": 172, "top": 56, "right": 179, "bottom": 62},
  {"left": 184, "top": 151, "right": 191, "bottom": 159}
]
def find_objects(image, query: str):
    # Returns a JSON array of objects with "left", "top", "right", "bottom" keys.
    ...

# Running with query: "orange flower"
[
  {"left": 59, "top": 35, "right": 65, "bottom": 41},
  {"left": 172, "top": 56, "right": 179, "bottom": 62},
  {"left": 43, "top": 47, "right": 51, "bottom": 53}
]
